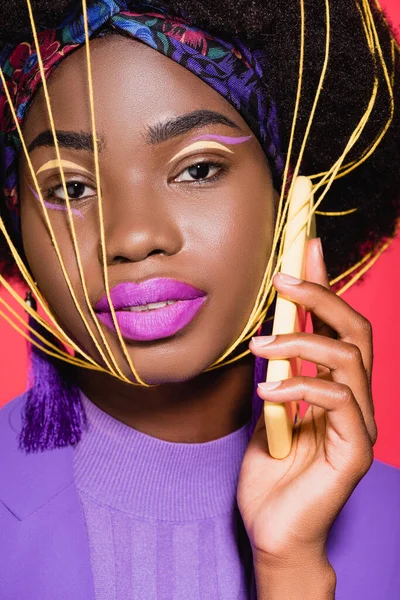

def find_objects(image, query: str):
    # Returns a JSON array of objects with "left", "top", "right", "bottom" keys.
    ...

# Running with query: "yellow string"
[
  {"left": 295, "top": 6, "right": 381, "bottom": 234},
  {"left": 302, "top": 0, "right": 393, "bottom": 232},
  {"left": 81, "top": 0, "right": 150, "bottom": 387},
  {"left": 0, "top": 295, "right": 100, "bottom": 369},
  {"left": 206, "top": 0, "right": 311, "bottom": 369},
  {"left": 330, "top": 250, "right": 374, "bottom": 286},
  {"left": 391, "top": 38, "right": 396, "bottom": 88},
  {"left": 251, "top": 0, "right": 331, "bottom": 322},
  {"left": 315, "top": 209, "right": 358, "bottom": 216},
  {"left": 305, "top": 23, "right": 379, "bottom": 206},
  {"left": 207, "top": 0, "right": 393, "bottom": 368},
  {"left": 0, "top": 66, "right": 115, "bottom": 372},
  {"left": 208, "top": 0, "right": 396, "bottom": 368},
  {"left": 0, "top": 304, "right": 103, "bottom": 368},
  {"left": 269, "top": 0, "right": 307, "bottom": 262},
  {"left": 0, "top": 231, "right": 108, "bottom": 369},
  {"left": 1, "top": 0, "right": 397, "bottom": 378},
  {"left": 327, "top": 0, "right": 394, "bottom": 180},
  {"left": 25, "top": 0, "right": 133, "bottom": 382},
  {"left": 332, "top": 215, "right": 400, "bottom": 289},
  {"left": 0, "top": 85, "right": 109, "bottom": 368},
  {"left": 0, "top": 274, "right": 105, "bottom": 368},
  {"left": 310, "top": 0, "right": 395, "bottom": 182}
]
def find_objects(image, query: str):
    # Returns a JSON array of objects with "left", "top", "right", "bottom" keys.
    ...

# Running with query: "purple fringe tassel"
[{"left": 19, "top": 315, "right": 87, "bottom": 453}]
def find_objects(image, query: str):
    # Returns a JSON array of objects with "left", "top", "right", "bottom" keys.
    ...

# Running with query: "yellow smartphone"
[{"left": 263, "top": 176, "right": 315, "bottom": 459}]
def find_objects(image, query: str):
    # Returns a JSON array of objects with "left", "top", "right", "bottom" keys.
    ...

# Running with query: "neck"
[{"left": 75, "top": 354, "right": 255, "bottom": 443}]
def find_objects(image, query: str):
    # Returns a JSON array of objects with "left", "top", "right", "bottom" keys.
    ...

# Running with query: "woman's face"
[{"left": 19, "top": 36, "right": 275, "bottom": 385}]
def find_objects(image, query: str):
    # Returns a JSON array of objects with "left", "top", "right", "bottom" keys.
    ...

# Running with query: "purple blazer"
[{"left": 1, "top": 394, "right": 400, "bottom": 599}]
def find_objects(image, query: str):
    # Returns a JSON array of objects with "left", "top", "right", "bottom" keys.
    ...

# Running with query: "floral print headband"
[{"left": 0, "top": 0, "right": 284, "bottom": 229}]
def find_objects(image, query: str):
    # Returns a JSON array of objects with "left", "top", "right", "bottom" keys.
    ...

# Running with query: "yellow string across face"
[{"left": 0, "top": 0, "right": 396, "bottom": 384}]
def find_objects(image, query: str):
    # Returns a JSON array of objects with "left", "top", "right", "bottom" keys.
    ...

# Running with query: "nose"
[{"left": 101, "top": 181, "right": 183, "bottom": 266}]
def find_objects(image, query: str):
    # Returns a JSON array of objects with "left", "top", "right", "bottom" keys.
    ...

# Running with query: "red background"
[{"left": 1, "top": 0, "right": 400, "bottom": 466}]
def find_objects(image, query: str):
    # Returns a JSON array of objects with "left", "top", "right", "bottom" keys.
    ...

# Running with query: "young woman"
[{"left": 0, "top": 1, "right": 399, "bottom": 598}]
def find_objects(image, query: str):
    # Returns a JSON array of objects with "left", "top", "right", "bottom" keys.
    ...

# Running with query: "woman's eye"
[
  {"left": 174, "top": 162, "right": 223, "bottom": 183},
  {"left": 47, "top": 181, "right": 96, "bottom": 201}
]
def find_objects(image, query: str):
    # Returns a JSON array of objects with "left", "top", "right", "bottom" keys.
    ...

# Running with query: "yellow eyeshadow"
[
  {"left": 168, "top": 141, "right": 234, "bottom": 164},
  {"left": 36, "top": 160, "right": 92, "bottom": 176}
]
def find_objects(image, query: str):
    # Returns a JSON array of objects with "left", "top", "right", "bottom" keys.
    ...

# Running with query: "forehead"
[{"left": 23, "top": 35, "right": 247, "bottom": 143}]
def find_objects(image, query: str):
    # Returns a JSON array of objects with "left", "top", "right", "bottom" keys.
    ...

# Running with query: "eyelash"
[
  {"left": 45, "top": 180, "right": 97, "bottom": 204},
  {"left": 171, "top": 159, "right": 228, "bottom": 186},
  {"left": 43, "top": 159, "right": 228, "bottom": 204}
]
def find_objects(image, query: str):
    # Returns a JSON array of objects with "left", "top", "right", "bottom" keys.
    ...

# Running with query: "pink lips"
[{"left": 94, "top": 278, "right": 207, "bottom": 342}]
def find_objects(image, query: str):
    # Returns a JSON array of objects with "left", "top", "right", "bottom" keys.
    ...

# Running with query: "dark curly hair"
[{"left": 0, "top": 0, "right": 399, "bottom": 283}]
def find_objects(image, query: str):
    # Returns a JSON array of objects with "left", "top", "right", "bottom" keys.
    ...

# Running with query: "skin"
[
  {"left": 20, "top": 36, "right": 276, "bottom": 441},
  {"left": 18, "top": 34, "right": 376, "bottom": 594}
]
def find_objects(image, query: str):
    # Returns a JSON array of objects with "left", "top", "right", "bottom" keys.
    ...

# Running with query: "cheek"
[
  {"left": 183, "top": 177, "right": 275, "bottom": 331},
  {"left": 221, "top": 200, "right": 274, "bottom": 299},
  {"left": 195, "top": 183, "right": 274, "bottom": 280},
  {"left": 20, "top": 195, "right": 95, "bottom": 322}
]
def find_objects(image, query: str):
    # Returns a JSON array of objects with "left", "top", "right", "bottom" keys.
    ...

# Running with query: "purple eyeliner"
[
  {"left": 190, "top": 134, "right": 252, "bottom": 144},
  {"left": 28, "top": 184, "right": 84, "bottom": 219}
]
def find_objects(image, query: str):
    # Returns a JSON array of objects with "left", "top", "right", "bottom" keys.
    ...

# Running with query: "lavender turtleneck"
[
  {"left": 73, "top": 394, "right": 255, "bottom": 599},
  {"left": 72, "top": 393, "right": 400, "bottom": 600}
]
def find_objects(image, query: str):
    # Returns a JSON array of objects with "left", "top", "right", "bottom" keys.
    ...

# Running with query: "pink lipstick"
[{"left": 95, "top": 278, "right": 207, "bottom": 342}]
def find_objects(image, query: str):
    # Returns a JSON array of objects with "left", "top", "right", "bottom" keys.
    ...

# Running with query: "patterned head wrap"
[{"left": 0, "top": 0, "right": 284, "bottom": 229}]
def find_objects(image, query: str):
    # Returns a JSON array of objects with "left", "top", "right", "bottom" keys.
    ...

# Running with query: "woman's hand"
[{"left": 237, "top": 238, "right": 377, "bottom": 576}]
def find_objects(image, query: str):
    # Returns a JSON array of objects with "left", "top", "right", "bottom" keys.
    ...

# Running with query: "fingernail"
[
  {"left": 276, "top": 273, "right": 302, "bottom": 285},
  {"left": 258, "top": 381, "right": 282, "bottom": 391},
  {"left": 317, "top": 237, "right": 324, "bottom": 259},
  {"left": 251, "top": 335, "right": 276, "bottom": 346}
]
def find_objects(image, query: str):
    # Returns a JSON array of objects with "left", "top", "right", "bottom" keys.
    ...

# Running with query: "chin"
[
  {"left": 120, "top": 353, "right": 212, "bottom": 387},
  {"left": 130, "top": 367, "right": 205, "bottom": 387},
  {"left": 79, "top": 328, "right": 224, "bottom": 386}
]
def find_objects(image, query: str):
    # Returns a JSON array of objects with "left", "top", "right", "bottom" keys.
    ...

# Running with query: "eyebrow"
[
  {"left": 27, "top": 130, "right": 106, "bottom": 154},
  {"left": 146, "top": 110, "right": 240, "bottom": 145},
  {"left": 27, "top": 110, "right": 239, "bottom": 153}
]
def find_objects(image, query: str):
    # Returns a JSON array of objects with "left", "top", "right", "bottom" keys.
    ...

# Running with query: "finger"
[
  {"left": 273, "top": 273, "right": 373, "bottom": 377},
  {"left": 250, "top": 332, "right": 365, "bottom": 381},
  {"left": 250, "top": 333, "right": 376, "bottom": 444},
  {"left": 305, "top": 238, "right": 337, "bottom": 340},
  {"left": 305, "top": 238, "right": 330, "bottom": 288},
  {"left": 257, "top": 376, "right": 375, "bottom": 461}
]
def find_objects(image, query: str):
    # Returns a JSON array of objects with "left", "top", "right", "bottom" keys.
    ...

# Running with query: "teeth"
[{"left": 122, "top": 300, "right": 177, "bottom": 312}]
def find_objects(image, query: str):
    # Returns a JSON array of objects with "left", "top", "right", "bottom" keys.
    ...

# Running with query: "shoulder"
[
  {"left": 0, "top": 393, "right": 75, "bottom": 521},
  {"left": 328, "top": 458, "right": 400, "bottom": 598},
  {"left": 0, "top": 393, "right": 26, "bottom": 459},
  {"left": 0, "top": 398, "right": 94, "bottom": 599},
  {"left": 0, "top": 393, "right": 25, "bottom": 430}
]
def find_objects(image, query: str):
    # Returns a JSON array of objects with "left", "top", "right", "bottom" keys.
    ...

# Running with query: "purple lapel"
[
  {"left": 327, "top": 456, "right": 400, "bottom": 598},
  {"left": 0, "top": 395, "right": 95, "bottom": 600}
]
